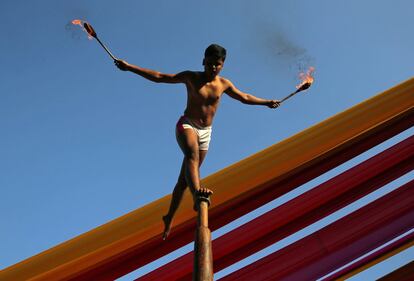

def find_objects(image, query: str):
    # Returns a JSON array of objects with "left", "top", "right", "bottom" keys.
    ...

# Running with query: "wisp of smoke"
[
  {"left": 266, "top": 29, "right": 315, "bottom": 76},
  {"left": 65, "top": 20, "right": 84, "bottom": 40},
  {"left": 249, "top": 19, "right": 316, "bottom": 84}
]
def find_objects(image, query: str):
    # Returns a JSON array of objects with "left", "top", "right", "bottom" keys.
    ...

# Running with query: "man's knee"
[{"left": 185, "top": 150, "right": 199, "bottom": 163}]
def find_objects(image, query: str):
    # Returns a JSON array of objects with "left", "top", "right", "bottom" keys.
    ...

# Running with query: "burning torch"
[
  {"left": 72, "top": 20, "right": 117, "bottom": 61},
  {"left": 281, "top": 67, "right": 315, "bottom": 103}
]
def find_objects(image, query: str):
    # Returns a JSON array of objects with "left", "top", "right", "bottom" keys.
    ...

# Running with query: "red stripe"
[
  {"left": 137, "top": 135, "right": 414, "bottom": 281},
  {"left": 221, "top": 180, "right": 414, "bottom": 281},
  {"left": 75, "top": 110, "right": 413, "bottom": 281},
  {"left": 324, "top": 231, "right": 414, "bottom": 280}
]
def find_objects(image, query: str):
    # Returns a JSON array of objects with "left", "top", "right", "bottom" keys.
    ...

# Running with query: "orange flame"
[
  {"left": 71, "top": 19, "right": 93, "bottom": 40},
  {"left": 296, "top": 66, "right": 315, "bottom": 89},
  {"left": 71, "top": 19, "right": 82, "bottom": 26}
]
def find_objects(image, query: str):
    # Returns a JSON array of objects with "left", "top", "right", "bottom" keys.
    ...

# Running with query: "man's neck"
[{"left": 202, "top": 71, "right": 218, "bottom": 82}]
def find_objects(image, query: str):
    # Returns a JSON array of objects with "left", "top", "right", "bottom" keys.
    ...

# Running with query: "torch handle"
[
  {"left": 95, "top": 37, "right": 117, "bottom": 61},
  {"left": 280, "top": 90, "right": 300, "bottom": 103}
]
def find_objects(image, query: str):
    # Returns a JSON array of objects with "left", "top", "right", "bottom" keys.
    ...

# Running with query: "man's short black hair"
[{"left": 204, "top": 44, "right": 226, "bottom": 61}]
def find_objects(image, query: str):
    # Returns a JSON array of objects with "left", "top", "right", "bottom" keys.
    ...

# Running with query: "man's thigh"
[
  {"left": 176, "top": 128, "right": 199, "bottom": 157},
  {"left": 199, "top": 150, "right": 208, "bottom": 166}
]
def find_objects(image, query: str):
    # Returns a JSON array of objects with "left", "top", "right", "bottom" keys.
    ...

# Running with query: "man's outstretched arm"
[
  {"left": 115, "top": 59, "right": 189, "bottom": 84},
  {"left": 224, "top": 79, "right": 280, "bottom": 108}
]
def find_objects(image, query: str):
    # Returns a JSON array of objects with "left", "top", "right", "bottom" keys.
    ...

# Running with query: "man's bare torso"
[{"left": 183, "top": 71, "right": 229, "bottom": 127}]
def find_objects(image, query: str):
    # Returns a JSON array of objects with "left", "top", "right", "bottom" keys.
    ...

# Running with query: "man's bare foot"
[
  {"left": 193, "top": 187, "right": 213, "bottom": 211},
  {"left": 197, "top": 187, "right": 213, "bottom": 196},
  {"left": 162, "top": 215, "right": 172, "bottom": 240}
]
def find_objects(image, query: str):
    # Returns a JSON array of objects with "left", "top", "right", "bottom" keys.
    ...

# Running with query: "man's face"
[{"left": 203, "top": 56, "right": 224, "bottom": 77}]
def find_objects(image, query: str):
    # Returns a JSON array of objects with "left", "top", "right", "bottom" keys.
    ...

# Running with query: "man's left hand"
[{"left": 115, "top": 59, "right": 129, "bottom": 71}]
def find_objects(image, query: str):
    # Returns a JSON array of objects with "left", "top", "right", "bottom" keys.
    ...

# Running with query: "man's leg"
[
  {"left": 199, "top": 150, "right": 208, "bottom": 167},
  {"left": 177, "top": 128, "right": 202, "bottom": 191},
  {"left": 164, "top": 150, "right": 208, "bottom": 217},
  {"left": 162, "top": 160, "right": 186, "bottom": 240},
  {"left": 178, "top": 131, "right": 212, "bottom": 199},
  {"left": 162, "top": 130, "right": 209, "bottom": 240}
]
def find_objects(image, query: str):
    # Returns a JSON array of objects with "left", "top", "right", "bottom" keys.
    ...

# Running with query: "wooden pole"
[{"left": 193, "top": 191, "right": 213, "bottom": 281}]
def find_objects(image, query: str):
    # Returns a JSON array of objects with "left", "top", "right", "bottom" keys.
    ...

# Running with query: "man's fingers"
[
  {"left": 270, "top": 100, "right": 280, "bottom": 108},
  {"left": 115, "top": 60, "right": 128, "bottom": 71}
]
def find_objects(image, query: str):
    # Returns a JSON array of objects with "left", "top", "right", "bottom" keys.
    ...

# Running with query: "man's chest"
[{"left": 190, "top": 82, "right": 224, "bottom": 104}]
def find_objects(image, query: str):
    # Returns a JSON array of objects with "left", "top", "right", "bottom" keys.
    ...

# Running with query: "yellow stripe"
[{"left": 1, "top": 77, "right": 413, "bottom": 281}]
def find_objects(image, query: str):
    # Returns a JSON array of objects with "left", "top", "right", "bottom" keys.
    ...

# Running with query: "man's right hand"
[
  {"left": 267, "top": 100, "right": 281, "bottom": 109},
  {"left": 115, "top": 59, "right": 129, "bottom": 71}
]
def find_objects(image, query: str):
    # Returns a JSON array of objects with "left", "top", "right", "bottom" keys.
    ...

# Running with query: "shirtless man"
[{"left": 115, "top": 44, "right": 280, "bottom": 240}]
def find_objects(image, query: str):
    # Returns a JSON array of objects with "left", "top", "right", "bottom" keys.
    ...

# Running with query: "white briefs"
[{"left": 176, "top": 116, "right": 212, "bottom": 151}]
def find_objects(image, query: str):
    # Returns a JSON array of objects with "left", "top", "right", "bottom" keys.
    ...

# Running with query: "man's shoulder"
[
  {"left": 177, "top": 70, "right": 196, "bottom": 76},
  {"left": 174, "top": 70, "right": 198, "bottom": 83},
  {"left": 178, "top": 70, "right": 201, "bottom": 79},
  {"left": 219, "top": 76, "right": 232, "bottom": 86}
]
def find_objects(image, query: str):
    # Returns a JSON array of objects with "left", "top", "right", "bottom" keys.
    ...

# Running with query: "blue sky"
[{"left": 1, "top": 0, "right": 413, "bottom": 279}]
